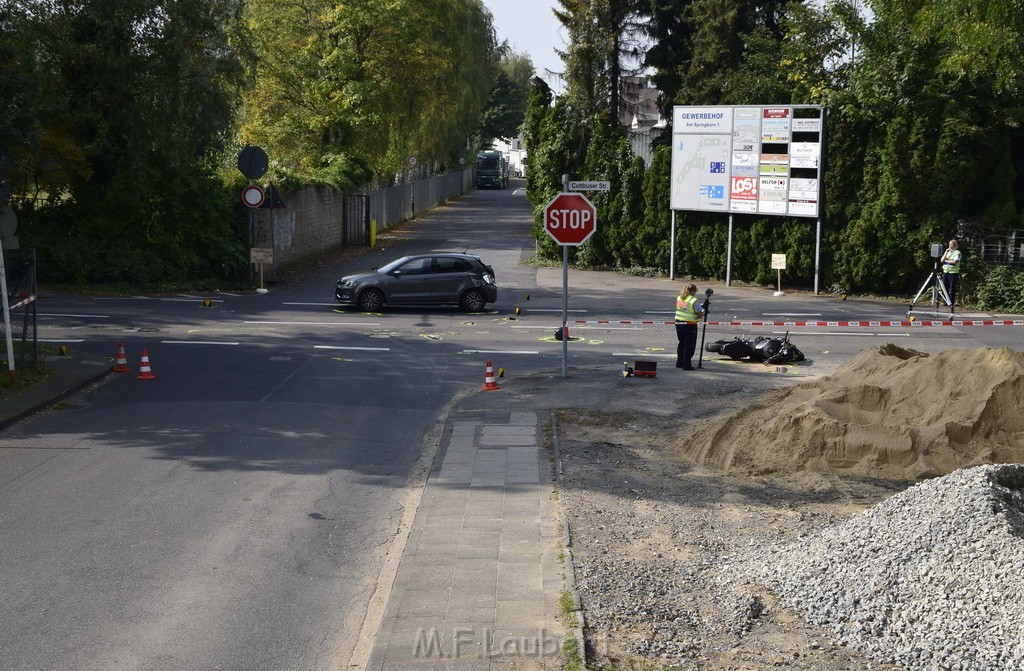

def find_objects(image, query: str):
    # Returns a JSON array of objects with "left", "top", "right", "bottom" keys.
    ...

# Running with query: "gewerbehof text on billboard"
[{"left": 670, "top": 105, "right": 823, "bottom": 218}]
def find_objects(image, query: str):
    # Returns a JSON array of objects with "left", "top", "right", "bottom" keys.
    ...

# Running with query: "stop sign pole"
[{"left": 544, "top": 176, "right": 598, "bottom": 377}]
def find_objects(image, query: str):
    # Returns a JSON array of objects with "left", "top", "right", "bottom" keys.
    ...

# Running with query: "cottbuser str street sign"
[{"left": 543, "top": 192, "right": 597, "bottom": 246}]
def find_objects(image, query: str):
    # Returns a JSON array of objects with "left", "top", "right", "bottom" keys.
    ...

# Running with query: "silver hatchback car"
[{"left": 335, "top": 253, "right": 498, "bottom": 312}]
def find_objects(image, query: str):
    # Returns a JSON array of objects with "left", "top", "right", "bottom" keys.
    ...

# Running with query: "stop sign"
[{"left": 544, "top": 193, "right": 597, "bottom": 246}]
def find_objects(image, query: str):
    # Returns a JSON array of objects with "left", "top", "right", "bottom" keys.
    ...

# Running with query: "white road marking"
[
  {"left": 38, "top": 313, "right": 110, "bottom": 318},
  {"left": 461, "top": 349, "right": 540, "bottom": 355},
  {"left": 527, "top": 308, "right": 587, "bottom": 313},
  {"left": 613, "top": 352, "right": 676, "bottom": 357},
  {"left": 244, "top": 320, "right": 380, "bottom": 326},
  {"left": 763, "top": 313, "right": 823, "bottom": 316},
  {"left": 314, "top": 345, "right": 391, "bottom": 351},
  {"left": 770, "top": 331, "right": 910, "bottom": 337},
  {"left": 39, "top": 339, "right": 85, "bottom": 343},
  {"left": 510, "top": 325, "right": 642, "bottom": 331},
  {"left": 161, "top": 341, "right": 240, "bottom": 345}
]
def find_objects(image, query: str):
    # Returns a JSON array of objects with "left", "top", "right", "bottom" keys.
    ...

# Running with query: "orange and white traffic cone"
[
  {"left": 137, "top": 348, "right": 156, "bottom": 380},
  {"left": 114, "top": 342, "right": 130, "bottom": 373},
  {"left": 482, "top": 359, "right": 501, "bottom": 391}
]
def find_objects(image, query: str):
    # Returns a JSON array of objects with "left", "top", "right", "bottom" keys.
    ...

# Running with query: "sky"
[{"left": 481, "top": 1, "right": 565, "bottom": 79}]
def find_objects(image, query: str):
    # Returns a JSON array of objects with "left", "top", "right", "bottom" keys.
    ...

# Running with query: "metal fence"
[
  {"left": 961, "top": 228, "right": 1024, "bottom": 269},
  {"left": 342, "top": 195, "right": 370, "bottom": 246},
  {"left": 628, "top": 127, "right": 657, "bottom": 167},
  {"left": 2, "top": 249, "right": 38, "bottom": 367},
  {"left": 977, "top": 231, "right": 1023, "bottom": 268},
  {"left": 366, "top": 169, "right": 472, "bottom": 232}
]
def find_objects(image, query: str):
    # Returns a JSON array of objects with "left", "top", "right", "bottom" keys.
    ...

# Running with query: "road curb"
[
  {"left": 349, "top": 387, "right": 476, "bottom": 671},
  {"left": 0, "top": 359, "right": 114, "bottom": 432},
  {"left": 550, "top": 409, "right": 588, "bottom": 670}
]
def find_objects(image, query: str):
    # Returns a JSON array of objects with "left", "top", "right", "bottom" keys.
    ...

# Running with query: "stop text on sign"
[
  {"left": 543, "top": 192, "right": 598, "bottom": 246},
  {"left": 548, "top": 208, "right": 592, "bottom": 229}
]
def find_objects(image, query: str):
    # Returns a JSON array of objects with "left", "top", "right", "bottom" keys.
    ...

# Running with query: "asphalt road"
[{"left": 1, "top": 180, "right": 1020, "bottom": 670}]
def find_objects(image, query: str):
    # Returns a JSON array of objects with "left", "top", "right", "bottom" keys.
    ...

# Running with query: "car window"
[
  {"left": 378, "top": 257, "right": 410, "bottom": 273},
  {"left": 435, "top": 257, "right": 470, "bottom": 273},
  {"left": 395, "top": 257, "right": 433, "bottom": 275}
]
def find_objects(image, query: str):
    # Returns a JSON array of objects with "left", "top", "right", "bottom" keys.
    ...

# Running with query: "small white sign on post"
[
  {"left": 771, "top": 253, "right": 787, "bottom": 296},
  {"left": 251, "top": 247, "right": 273, "bottom": 293},
  {"left": 568, "top": 180, "right": 610, "bottom": 192},
  {"left": 250, "top": 248, "right": 273, "bottom": 264}
]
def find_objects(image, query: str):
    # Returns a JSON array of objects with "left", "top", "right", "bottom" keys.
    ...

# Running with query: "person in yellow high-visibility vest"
[
  {"left": 675, "top": 284, "right": 704, "bottom": 370},
  {"left": 940, "top": 239, "right": 962, "bottom": 308}
]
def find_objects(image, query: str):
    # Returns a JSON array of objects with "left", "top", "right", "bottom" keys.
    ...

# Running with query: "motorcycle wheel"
[{"left": 705, "top": 340, "right": 728, "bottom": 353}]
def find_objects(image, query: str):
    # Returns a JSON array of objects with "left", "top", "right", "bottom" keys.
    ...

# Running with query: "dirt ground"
[{"left": 554, "top": 346, "right": 1024, "bottom": 670}]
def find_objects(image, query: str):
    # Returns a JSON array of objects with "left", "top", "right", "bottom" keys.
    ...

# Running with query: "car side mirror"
[{"left": 390, "top": 270, "right": 402, "bottom": 277}]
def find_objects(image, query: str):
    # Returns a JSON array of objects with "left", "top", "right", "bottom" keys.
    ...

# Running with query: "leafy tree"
[
  {"left": 477, "top": 50, "right": 534, "bottom": 145},
  {"left": 641, "top": 145, "right": 674, "bottom": 270},
  {"left": 523, "top": 88, "right": 589, "bottom": 258},
  {"left": 242, "top": 0, "right": 497, "bottom": 186},
  {"left": 830, "top": 0, "right": 1024, "bottom": 293},
  {"left": 555, "top": 0, "right": 646, "bottom": 127},
  {"left": 638, "top": 0, "right": 695, "bottom": 117},
  {"left": 8, "top": 0, "right": 247, "bottom": 285}
]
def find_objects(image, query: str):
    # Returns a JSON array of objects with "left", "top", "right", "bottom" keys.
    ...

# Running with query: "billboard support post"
[
  {"left": 815, "top": 217, "right": 822, "bottom": 295},
  {"left": 670, "top": 211, "right": 676, "bottom": 280},
  {"left": 726, "top": 214, "right": 734, "bottom": 286}
]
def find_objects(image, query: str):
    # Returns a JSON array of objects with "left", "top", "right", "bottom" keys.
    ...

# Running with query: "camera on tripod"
[{"left": 908, "top": 243, "right": 954, "bottom": 317}]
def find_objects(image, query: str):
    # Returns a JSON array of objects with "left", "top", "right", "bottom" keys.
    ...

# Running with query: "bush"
[{"left": 972, "top": 266, "right": 1024, "bottom": 313}]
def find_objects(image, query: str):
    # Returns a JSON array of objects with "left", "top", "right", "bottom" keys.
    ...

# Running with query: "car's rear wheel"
[
  {"left": 460, "top": 288, "right": 487, "bottom": 312},
  {"left": 357, "top": 288, "right": 384, "bottom": 312}
]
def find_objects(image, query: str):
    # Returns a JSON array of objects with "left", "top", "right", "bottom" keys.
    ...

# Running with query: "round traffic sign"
[
  {"left": 242, "top": 185, "right": 265, "bottom": 208},
  {"left": 237, "top": 146, "right": 269, "bottom": 180},
  {"left": 543, "top": 192, "right": 597, "bottom": 246}
]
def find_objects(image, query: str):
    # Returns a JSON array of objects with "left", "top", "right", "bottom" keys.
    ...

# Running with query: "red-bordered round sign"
[{"left": 242, "top": 185, "right": 265, "bottom": 208}]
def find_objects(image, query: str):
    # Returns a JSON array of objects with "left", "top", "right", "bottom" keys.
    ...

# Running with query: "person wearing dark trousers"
[
  {"left": 941, "top": 239, "right": 962, "bottom": 308},
  {"left": 675, "top": 284, "right": 704, "bottom": 370}
]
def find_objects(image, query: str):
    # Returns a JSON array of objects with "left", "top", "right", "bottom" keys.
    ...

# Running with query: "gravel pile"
[
  {"left": 733, "top": 464, "right": 1024, "bottom": 670},
  {"left": 574, "top": 553, "right": 764, "bottom": 662}
]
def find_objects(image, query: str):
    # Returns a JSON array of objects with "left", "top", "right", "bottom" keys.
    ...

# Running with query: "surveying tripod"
[{"left": 907, "top": 258, "right": 955, "bottom": 318}]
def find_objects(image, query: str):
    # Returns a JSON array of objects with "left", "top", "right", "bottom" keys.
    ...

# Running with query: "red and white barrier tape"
[
  {"left": 10, "top": 294, "right": 37, "bottom": 310},
  {"left": 569, "top": 319, "right": 1024, "bottom": 327}
]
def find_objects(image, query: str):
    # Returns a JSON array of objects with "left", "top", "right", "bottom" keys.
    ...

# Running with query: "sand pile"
[{"left": 675, "top": 345, "right": 1024, "bottom": 480}]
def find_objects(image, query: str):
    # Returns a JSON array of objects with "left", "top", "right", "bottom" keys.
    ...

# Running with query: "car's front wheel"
[
  {"left": 460, "top": 288, "right": 487, "bottom": 312},
  {"left": 357, "top": 288, "right": 385, "bottom": 312}
]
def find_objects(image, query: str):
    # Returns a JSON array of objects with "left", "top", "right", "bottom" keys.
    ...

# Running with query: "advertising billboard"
[{"left": 670, "top": 105, "right": 824, "bottom": 218}]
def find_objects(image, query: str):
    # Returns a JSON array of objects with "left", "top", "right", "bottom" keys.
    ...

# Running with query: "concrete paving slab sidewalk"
[{"left": 363, "top": 408, "right": 568, "bottom": 671}]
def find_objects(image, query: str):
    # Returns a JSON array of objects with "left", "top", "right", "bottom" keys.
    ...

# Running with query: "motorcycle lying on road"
[{"left": 704, "top": 332, "right": 806, "bottom": 365}]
